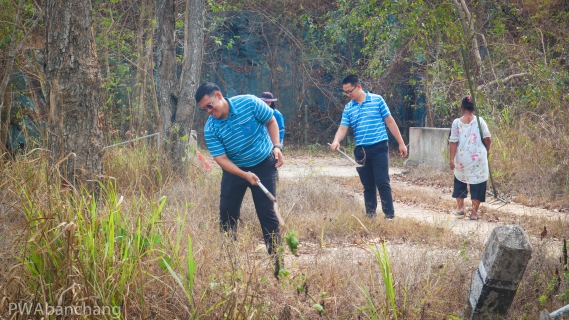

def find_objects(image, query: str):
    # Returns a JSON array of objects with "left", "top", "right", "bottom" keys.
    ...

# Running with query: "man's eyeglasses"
[
  {"left": 343, "top": 84, "right": 359, "bottom": 96},
  {"left": 200, "top": 96, "right": 215, "bottom": 112}
]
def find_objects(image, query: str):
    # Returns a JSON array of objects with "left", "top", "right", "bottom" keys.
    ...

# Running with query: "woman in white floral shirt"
[{"left": 449, "top": 96, "right": 492, "bottom": 220}]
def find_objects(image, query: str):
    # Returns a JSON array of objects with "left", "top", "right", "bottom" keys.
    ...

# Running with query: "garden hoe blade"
[
  {"left": 257, "top": 181, "right": 285, "bottom": 228},
  {"left": 327, "top": 143, "right": 364, "bottom": 168}
]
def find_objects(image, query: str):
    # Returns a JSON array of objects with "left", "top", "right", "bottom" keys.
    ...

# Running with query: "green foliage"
[
  {"left": 285, "top": 230, "right": 300, "bottom": 256},
  {"left": 367, "top": 240, "right": 398, "bottom": 319},
  {"left": 16, "top": 179, "right": 168, "bottom": 309}
]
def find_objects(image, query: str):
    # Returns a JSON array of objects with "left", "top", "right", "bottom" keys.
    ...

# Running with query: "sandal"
[
  {"left": 469, "top": 215, "right": 478, "bottom": 220},
  {"left": 454, "top": 210, "right": 465, "bottom": 216}
]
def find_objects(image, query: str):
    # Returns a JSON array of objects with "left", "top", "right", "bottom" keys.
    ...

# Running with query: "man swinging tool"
[{"left": 194, "top": 82, "right": 285, "bottom": 277}]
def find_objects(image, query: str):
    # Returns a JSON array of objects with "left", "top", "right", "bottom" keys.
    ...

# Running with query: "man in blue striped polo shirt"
[
  {"left": 194, "top": 82, "right": 284, "bottom": 275},
  {"left": 330, "top": 74, "right": 407, "bottom": 219}
]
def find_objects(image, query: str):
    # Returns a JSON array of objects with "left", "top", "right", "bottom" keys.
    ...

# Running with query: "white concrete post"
[{"left": 463, "top": 225, "right": 533, "bottom": 319}]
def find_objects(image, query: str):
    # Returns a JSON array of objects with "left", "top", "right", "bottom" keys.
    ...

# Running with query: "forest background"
[{"left": 2, "top": 0, "right": 569, "bottom": 205}]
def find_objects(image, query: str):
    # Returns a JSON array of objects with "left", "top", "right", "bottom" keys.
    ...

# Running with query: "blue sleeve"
[
  {"left": 377, "top": 95, "right": 392, "bottom": 118},
  {"left": 251, "top": 96, "right": 274, "bottom": 124},
  {"left": 340, "top": 103, "right": 352, "bottom": 127},
  {"left": 204, "top": 125, "right": 225, "bottom": 158},
  {"left": 274, "top": 110, "right": 285, "bottom": 142}
]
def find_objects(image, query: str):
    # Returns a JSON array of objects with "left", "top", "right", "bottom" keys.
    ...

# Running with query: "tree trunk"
[
  {"left": 0, "top": 89, "right": 12, "bottom": 152},
  {"left": 134, "top": 0, "right": 151, "bottom": 132},
  {"left": 45, "top": 0, "right": 105, "bottom": 188},
  {"left": 453, "top": 0, "right": 483, "bottom": 78},
  {"left": 170, "top": 0, "right": 205, "bottom": 172},
  {"left": 155, "top": 0, "right": 205, "bottom": 173},
  {"left": 154, "top": 0, "right": 177, "bottom": 152}
]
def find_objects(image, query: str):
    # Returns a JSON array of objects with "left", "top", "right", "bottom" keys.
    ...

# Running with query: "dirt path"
[{"left": 282, "top": 155, "right": 568, "bottom": 243}]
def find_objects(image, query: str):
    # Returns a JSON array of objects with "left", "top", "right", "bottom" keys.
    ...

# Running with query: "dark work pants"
[
  {"left": 354, "top": 141, "right": 394, "bottom": 218},
  {"left": 219, "top": 155, "right": 280, "bottom": 254}
]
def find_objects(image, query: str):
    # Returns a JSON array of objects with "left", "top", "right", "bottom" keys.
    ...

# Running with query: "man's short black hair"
[
  {"left": 342, "top": 74, "right": 360, "bottom": 87},
  {"left": 195, "top": 82, "right": 220, "bottom": 102}
]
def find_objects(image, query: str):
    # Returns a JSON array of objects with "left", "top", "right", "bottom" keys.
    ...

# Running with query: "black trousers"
[
  {"left": 354, "top": 140, "right": 394, "bottom": 218},
  {"left": 219, "top": 155, "right": 280, "bottom": 254}
]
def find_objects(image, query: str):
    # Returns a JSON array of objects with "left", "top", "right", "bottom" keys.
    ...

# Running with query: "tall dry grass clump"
[
  {"left": 491, "top": 106, "right": 569, "bottom": 208},
  {"left": 0, "top": 145, "right": 568, "bottom": 319}
]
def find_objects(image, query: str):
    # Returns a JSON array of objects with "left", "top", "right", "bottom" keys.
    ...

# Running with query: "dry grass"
[
  {"left": 0, "top": 146, "right": 568, "bottom": 319},
  {"left": 490, "top": 108, "right": 569, "bottom": 207},
  {"left": 391, "top": 162, "right": 569, "bottom": 239}
]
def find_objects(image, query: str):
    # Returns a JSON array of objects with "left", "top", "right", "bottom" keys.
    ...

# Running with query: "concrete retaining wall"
[{"left": 404, "top": 127, "right": 450, "bottom": 167}]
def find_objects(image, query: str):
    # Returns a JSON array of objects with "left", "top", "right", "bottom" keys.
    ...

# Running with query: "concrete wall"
[{"left": 404, "top": 127, "right": 450, "bottom": 167}]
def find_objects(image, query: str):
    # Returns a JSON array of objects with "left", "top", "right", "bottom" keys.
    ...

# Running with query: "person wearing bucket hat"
[{"left": 260, "top": 92, "right": 285, "bottom": 147}]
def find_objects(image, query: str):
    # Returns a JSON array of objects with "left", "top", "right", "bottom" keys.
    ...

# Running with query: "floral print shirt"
[{"left": 449, "top": 117, "right": 491, "bottom": 184}]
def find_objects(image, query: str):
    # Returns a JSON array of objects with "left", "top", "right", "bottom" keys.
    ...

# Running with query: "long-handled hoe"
[
  {"left": 255, "top": 179, "right": 288, "bottom": 279},
  {"left": 327, "top": 143, "right": 364, "bottom": 168},
  {"left": 256, "top": 181, "right": 285, "bottom": 227}
]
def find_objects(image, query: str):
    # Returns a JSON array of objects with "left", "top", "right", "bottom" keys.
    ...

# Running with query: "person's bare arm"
[
  {"left": 214, "top": 155, "right": 259, "bottom": 185},
  {"left": 384, "top": 115, "right": 408, "bottom": 157},
  {"left": 483, "top": 137, "right": 491, "bottom": 158},
  {"left": 266, "top": 116, "right": 284, "bottom": 167},
  {"left": 330, "top": 125, "right": 349, "bottom": 151},
  {"left": 449, "top": 142, "right": 458, "bottom": 170}
]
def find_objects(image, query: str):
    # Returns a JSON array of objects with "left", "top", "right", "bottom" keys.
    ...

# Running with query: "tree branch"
[
  {"left": 536, "top": 27, "right": 547, "bottom": 65},
  {"left": 477, "top": 73, "right": 529, "bottom": 91}
]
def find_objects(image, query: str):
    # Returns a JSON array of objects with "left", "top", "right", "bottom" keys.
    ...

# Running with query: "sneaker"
[{"left": 384, "top": 215, "right": 394, "bottom": 220}]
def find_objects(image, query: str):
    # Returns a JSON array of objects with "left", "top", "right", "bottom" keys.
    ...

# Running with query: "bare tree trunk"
[
  {"left": 155, "top": 0, "right": 204, "bottom": 173},
  {"left": 143, "top": 35, "right": 154, "bottom": 134},
  {"left": 453, "top": 0, "right": 483, "bottom": 77},
  {"left": 45, "top": 0, "right": 105, "bottom": 188},
  {"left": 425, "top": 76, "right": 434, "bottom": 127},
  {"left": 155, "top": 0, "right": 177, "bottom": 149},
  {"left": 170, "top": 0, "right": 205, "bottom": 173},
  {"left": 134, "top": 0, "right": 150, "bottom": 132},
  {"left": 0, "top": 89, "right": 12, "bottom": 152}
]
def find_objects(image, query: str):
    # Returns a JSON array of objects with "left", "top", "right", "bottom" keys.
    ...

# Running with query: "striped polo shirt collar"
[
  {"left": 350, "top": 91, "right": 371, "bottom": 107},
  {"left": 227, "top": 97, "right": 240, "bottom": 117},
  {"left": 214, "top": 97, "right": 239, "bottom": 121}
]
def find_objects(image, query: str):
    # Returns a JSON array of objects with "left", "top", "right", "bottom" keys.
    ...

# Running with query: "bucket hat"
[{"left": 259, "top": 92, "right": 278, "bottom": 102}]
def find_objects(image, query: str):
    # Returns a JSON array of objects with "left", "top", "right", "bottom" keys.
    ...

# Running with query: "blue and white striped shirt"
[
  {"left": 273, "top": 109, "right": 285, "bottom": 144},
  {"left": 340, "top": 92, "right": 391, "bottom": 146},
  {"left": 204, "top": 95, "right": 274, "bottom": 167}
]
